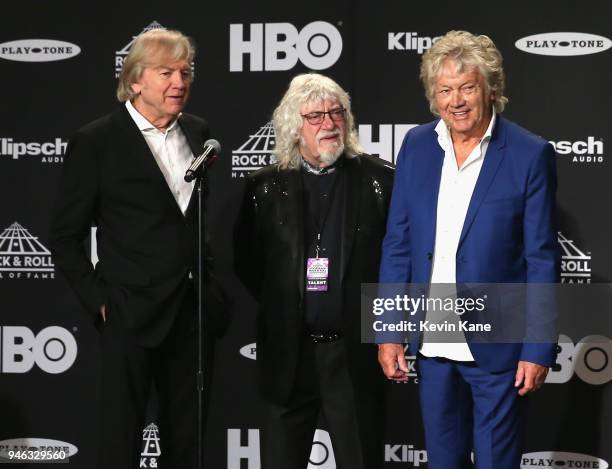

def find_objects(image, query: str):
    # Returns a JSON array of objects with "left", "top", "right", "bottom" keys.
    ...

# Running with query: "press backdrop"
[{"left": 1, "top": 1, "right": 611, "bottom": 468}]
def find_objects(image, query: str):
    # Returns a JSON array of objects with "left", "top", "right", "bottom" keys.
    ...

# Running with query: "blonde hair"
[
  {"left": 272, "top": 73, "right": 363, "bottom": 170},
  {"left": 420, "top": 30, "right": 508, "bottom": 115},
  {"left": 116, "top": 28, "right": 195, "bottom": 102}
]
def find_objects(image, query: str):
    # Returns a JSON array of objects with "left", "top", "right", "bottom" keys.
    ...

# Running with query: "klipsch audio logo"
[
  {"left": 359, "top": 124, "right": 418, "bottom": 164},
  {"left": 385, "top": 444, "right": 428, "bottom": 466},
  {"left": 115, "top": 21, "right": 166, "bottom": 78},
  {"left": 515, "top": 32, "right": 612, "bottom": 56},
  {"left": 558, "top": 232, "right": 591, "bottom": 284},
  {"left": 521, "top": 451, "right": 608, "bottom": 468},
  {"left": 232, "top": 122, "right": 277, "bottom": 177},
  {"left": 0, "top": 438, "right": 78, "bottom": 462},
  {"left": 0, "top": 39, "right": 81, "bottom": 62},
  {"left": 550, "top": 137, "right": 604, "bottom": 164},
  {"left": 140, "top": 423, "right": 161, "bottom": 468},
  {"left": 0, "top": 223, "right": 54, "bottom": 279},
  {"left": 230, "top": 21, "right": 342, "bottom": 71},
  {"left": 387, "top": 32, "right": 441, "bottom": 53},
  {"left": 0, "top": 326, "right": 77, "bottom": 374},
  {"left": 1, "top": 138, "right": 66, "bottom": 163}
]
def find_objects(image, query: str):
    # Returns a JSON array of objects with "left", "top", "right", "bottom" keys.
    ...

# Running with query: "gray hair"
[
  {"left": 116, "top": 28, "right": 195, "bottom": 102},
  {"left": 272, "top": 73, "right": 363, "bottom": 170},
  {"left": 420, "top": 30, "right": 508, "bottom": 115}
]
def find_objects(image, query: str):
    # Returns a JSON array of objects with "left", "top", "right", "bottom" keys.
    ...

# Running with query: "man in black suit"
[
  {"left": 50, "top": 28, "right": 225, "bottom": 468},
  {"left": 235, "top": 73, "right": 394, "bottom": 469}
]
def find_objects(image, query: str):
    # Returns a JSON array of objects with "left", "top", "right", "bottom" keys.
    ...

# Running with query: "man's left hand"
[{"left": 515, "top": 360, "right": 548, "bottom": 396}]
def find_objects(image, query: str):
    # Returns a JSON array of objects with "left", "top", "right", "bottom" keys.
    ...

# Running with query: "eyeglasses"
[{"left": 301, "top": 107, "right": 346, "bottom": 125}]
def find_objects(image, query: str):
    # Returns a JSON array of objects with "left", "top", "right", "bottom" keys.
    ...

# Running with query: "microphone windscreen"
[{"left": 204, "top": 138, "right": 221, "bottom": 154}]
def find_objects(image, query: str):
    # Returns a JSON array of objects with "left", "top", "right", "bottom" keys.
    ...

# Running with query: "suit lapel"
[
  {"left": 340, "top": 157, "right": 361, "bottom": 282},
  {"left": 115, "top": 107, "right": 202, "bottom": 219},
  {"left": 178, "top": 115, "right": 205, "bottom": 219},
  {"left": 114, "top": 106, "right": 167, "bottom": 182},
  {"left": 277, "top": 170, "right": 305, "bottom": 299},
  {"left": 458, "top": 117, "right": 507, "bottom": 248},
  {"left": 178, "top": 114, "right": 205, "bottom": 158},
  {"left": 424, "top": 135, "right": 445, "bottom": 255}
]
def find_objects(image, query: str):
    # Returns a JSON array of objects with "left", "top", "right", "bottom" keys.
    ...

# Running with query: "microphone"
[{"left": 184, "top": 139, "right": 221, "bottom": 182}]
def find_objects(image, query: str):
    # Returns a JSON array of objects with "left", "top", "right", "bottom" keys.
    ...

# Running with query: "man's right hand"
[
  {"left": 100, "top": 304, "right": 107, "bottom": 322},
  {"left": 378, "top": 343, "right": 409, "bottom": 382}
]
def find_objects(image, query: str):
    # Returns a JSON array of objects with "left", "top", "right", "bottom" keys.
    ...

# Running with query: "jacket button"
[{"left": 427, "top": 252, "right": 433, "bottom": 260}]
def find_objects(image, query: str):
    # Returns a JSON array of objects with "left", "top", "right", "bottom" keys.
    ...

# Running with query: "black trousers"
[
  {"left": 260, "top": 338, "right": 369, "bottom": 469},
  {"left": 97, "top": 286, "right": 200, "bottom": 469}
]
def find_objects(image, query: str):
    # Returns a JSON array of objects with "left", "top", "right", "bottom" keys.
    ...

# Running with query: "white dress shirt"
[
  {"left": 419, "top": 110, "right": 496, "bottom": 361},
  {"left": 125, "top": 100, "right": 195, "bottom": 215}
]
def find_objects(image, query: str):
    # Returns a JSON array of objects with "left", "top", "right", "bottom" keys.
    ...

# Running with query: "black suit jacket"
[
  {"left": 50, "top": 105, "right": 226, "bottom": 347},
  {"left": 234, "top": 154, "right": 394, "bottom": 405}
]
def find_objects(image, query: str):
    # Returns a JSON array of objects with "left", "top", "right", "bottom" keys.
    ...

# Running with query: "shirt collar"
[
  {"left": 125, "top": 100, "right": 180, "bottom": 133},
  {"left": 435, "top": 108, "right": 496, "bottom": 152},
  {"left": 300, "top": 155, "right": 343, "bottom": 175}
]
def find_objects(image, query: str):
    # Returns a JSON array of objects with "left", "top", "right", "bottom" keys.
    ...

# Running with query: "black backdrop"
[{"left": 1, "top": 1, "right": 611, "bottom": 468}]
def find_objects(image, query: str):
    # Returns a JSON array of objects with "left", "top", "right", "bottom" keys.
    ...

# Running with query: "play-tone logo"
[
  {"left": 388, "top": 32, "right": 441, "bottom": 53},
  {"left": 115, "top": 21, "right": 166, "bottom": 78},
  {"left": 240, "top": 343, "right": 257, "bottom": 360},
  {"left": 558, "top": 232, "right": 591, "bottom": 284},
  {"left": 0, "top": 39, "right": 80, "bottom": 62},
  {"left": 0, "top": 438, "right": 78, "bottom": 462},
  {"left": 521, "top": 451, "right": 608, "bottom": 468},
  {"left": 140, "top": 423, "right": 161, "bottom": 468},
  {"left": 232, "top": 122, "right": 277, "bottom": 178},
  {"left": 0, "top": 222, "right": 55, "bottom": 279},
  {"left": 515, "top": 32, "right": 612, "bottom": 56},
  {"left": 230, "top": 21, "right": 342, "bottom": 71}
]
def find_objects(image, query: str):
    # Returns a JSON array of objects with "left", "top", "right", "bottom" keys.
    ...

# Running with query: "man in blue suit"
[{"left": 377, "top": 31, "right": 560, "bottom": 468}]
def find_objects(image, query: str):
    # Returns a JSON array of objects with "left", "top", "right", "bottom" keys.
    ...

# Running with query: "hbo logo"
[
  {"left": 547, "top": 334, "right": 612, "bottom": 385},
  {"left": 229, "top": 21, "right": 342, "bottom": 72},
  {"left": 1, "top": 326, "right": 77, "bottom": 374}
]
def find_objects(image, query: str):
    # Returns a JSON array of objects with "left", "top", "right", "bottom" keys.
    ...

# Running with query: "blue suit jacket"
[{"left": 378, "top": 116, "right": 560, "bottom": 371}]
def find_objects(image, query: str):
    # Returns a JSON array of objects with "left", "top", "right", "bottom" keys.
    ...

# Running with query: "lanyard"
[{"left": 311, "top": 172, "right": 340, "bottom": 258}]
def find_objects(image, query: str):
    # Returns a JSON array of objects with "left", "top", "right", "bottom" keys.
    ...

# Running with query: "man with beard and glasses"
[{"left": 234, "top": 73, "right": 394, "bottom": 469}]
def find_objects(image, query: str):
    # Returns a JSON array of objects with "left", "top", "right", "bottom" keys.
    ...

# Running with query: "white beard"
[
  {"left": 318, "top": 142, "right": 344, "bottom": 166},
  {"left": 317, "top": 130, "right": 345, "bottom": 166}
]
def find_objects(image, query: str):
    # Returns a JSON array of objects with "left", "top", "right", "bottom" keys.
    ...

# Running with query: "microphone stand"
[
  {"left": 185, "top": 143, "right": 217, "bottom": 469},
  {"left": 194, "top": 167, "right": 208, "bottom": 469}
]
